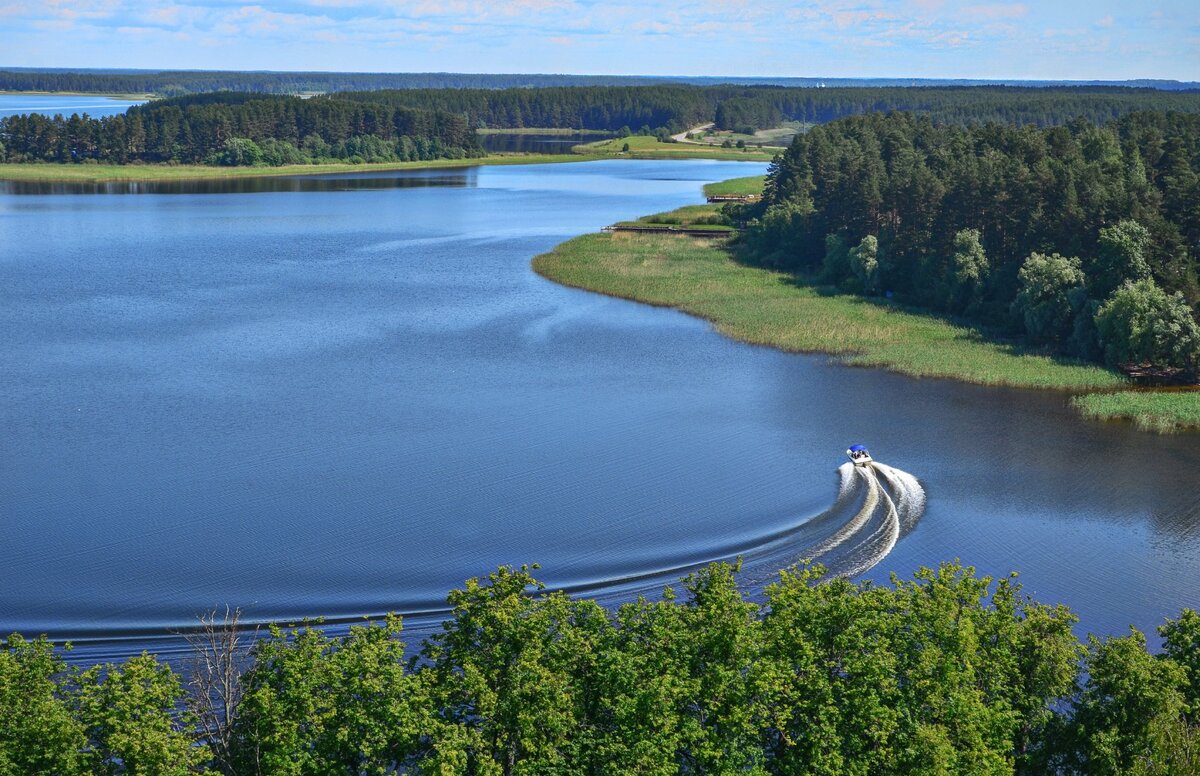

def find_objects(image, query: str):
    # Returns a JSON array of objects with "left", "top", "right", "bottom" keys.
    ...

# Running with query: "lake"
[
  {"left": 0, "top": 93, "right": 145, "bottom": 119},
  {"left": 2, "top": 159, "right": 1198, "bottom": 662}
]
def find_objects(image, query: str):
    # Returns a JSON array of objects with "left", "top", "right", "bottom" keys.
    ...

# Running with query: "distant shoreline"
[
  {"left": 0, "top": 138, "right": 779, "bottom": 182},
  {"left": 0, "top": 90, "right": 151, "bottom": 101},
  {"left": 0, "top": 154, "right": 601, "bottom": 183}
]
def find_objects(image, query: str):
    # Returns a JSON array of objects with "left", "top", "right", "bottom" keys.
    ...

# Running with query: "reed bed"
[
  {"left": 702, "top": 176, "right": 767, "bottom": 197},
  {"left": 1071, "top": 391, "right": 1200, "bottom": 432}
]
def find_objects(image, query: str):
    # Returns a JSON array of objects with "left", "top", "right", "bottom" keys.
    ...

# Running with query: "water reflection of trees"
[{"left": 0, "top": 169, "right": 477, "bottom": 196}]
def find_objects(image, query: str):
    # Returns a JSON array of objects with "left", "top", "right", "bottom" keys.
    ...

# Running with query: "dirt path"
[{"left": 670, "top": 123, "right": 715, "bottom": 143}]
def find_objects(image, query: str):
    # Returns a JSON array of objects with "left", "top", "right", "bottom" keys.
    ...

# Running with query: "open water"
[
  {"left": 2, "top": 159, "right": 1199, "bottom": 662},
  {"left": 0, "top": 93, "right": 145, "bottom": 120}
]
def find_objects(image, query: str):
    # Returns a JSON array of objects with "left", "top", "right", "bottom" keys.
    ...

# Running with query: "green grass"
[
  {"left": 574, "top": 135, "right": 778, "bottom": 161},
  {"left": 1071, "top": 391, "right": 1200, "bottom": 432},
  {"left": 533, "top": 231, "right": 1124, "bottom": 390},
  {"left": 685, "top": 123, "right": 809, "bottom": 148},
  {"left": 0, "top": 154, "right": 601, "bottom": 183},
  {"left": 702, "top": 176, "right": 766, "bottom": 198}
]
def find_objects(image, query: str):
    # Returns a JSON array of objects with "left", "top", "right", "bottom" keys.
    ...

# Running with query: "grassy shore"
[
  {"left": 0, "top": 153, "right": 600, "bottom": 183},
  {"left": 702, "top": 176, "right": 767, "bottom": 197},
  {"left": 1071, "top": 391, "right": 1200, "bottom": 432},
  {"left": 535, "top": 171, "right": 1200, "bottom": 431},
  {"left": 533, "top": 231, "right": 1122, "bottom": 390}
]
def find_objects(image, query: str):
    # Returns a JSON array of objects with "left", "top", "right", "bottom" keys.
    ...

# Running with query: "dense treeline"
[
  {"left": 5, "top": 561, "right": 1200, "bottom": 774},
  {"left": 4, "top": 69, "right": 1196, "bottom": 97},
  {"left": 336, "top": 85, "right": 1200, "bottom": 134},
  {"left": 4, "top": 86, "right": 1199, "bottom": 167},
  {"left": 0, "top": 70, "right": 680, "bottom": 96},
  {"left": 742, "top": 110, "right": 1200, "bottom": 376},
  {"left": 332, "top": 86, "right": 716, "bottom": 133},
  {"left": 0, "top": 93, "right": 481, "bottom": 165}
]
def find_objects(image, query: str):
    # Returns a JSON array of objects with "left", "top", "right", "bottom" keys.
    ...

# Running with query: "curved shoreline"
[{"left": 530, "top": 179, "right": 1200, "bottom": 431}]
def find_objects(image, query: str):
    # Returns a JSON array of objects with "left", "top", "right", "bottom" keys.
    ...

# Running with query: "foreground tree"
[
  {"left": 1062, "top": 629, "right": 1188, "bottom": 775},
  {"left": 0, "top": 634, "right": 88, "bottom": 775},
  {"left": 76, "top": 654, "right": 209, "bottom": 775},
  {"left": 229, "top": 615, "right": 427, "bottom": 775}
]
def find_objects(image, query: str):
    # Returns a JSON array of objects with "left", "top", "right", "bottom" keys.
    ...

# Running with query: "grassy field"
[
  {"left": 1071, "top": 391, "right": 1200, "bottom": 432},
  {"left": 611, "top": 203, "right": 729, "bottom": 228},
  {"left": 684, "top": 122, "right": 809, "bottom": 148},
  {"left": 0, "top": 154, "right": 600, "bottom": 183},
  {"left": 574, "top": 135, "right": 778, "bottom": 161},
  {"left": 533, "top": 231, "right": 1123, "bottom": 390}
]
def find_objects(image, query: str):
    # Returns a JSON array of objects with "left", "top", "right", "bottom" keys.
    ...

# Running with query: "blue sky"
[{"left": 2, "top": 1, "right": 1197, "bottom": 80}]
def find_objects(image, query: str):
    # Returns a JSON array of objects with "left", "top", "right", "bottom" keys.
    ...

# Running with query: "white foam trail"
[
  {"left": 794, "top": 460, "right": 924, "bottom": 579},
  {"left": 836, "top": 462, "right": 857, "bottom": 501},
  {"left": 873, "top": 463, "right": 926, "bottom": 536},
  {"left": 837, "top": 464, "right": 902, "bottom": 577},
  {"left": 804, "top": 465, "right": 877, "bottom": 560}
]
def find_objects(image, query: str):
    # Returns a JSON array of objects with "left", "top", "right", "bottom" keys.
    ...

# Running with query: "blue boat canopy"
[{"left": 848, "top": 444, "right": 867, "bottom": 452}]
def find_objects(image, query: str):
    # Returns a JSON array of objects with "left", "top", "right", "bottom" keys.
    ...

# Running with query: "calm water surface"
[
  {"left": 2, "top": 159, "right": 1198, "bottom": 661},
  {"left": 0, "top": 93, "right": 145, "bottom": 119},
  {"left": 477, "top": 132, "right": 613, "bottom": 154}
]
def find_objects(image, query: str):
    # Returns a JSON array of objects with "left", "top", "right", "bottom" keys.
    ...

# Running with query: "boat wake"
[{"left": 732, "top": 460, "right": 925, "bottom": 587}]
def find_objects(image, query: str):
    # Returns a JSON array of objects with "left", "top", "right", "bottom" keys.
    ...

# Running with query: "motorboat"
[{"left": 846, "top": 444, "right": 873, "bottom": 466}]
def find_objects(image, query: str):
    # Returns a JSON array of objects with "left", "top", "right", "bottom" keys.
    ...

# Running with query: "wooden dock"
[
  {"left": 706, "top": 194, "right": 761, "bottom": 203},
  {"left": 603, "top": 225, "right": 736, "bottom": 238}
]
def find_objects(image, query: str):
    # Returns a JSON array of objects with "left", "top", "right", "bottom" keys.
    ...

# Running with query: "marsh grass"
[
  {"left": 610, "top": 204, "right": 733, "bottom": 231},
  {"left": 533, "top": 231, "right": 1124, "bottom": 390},
  {"left": 702, "top": 176, "right": 767, "bottom": 198},
  {"left": 1071, "top": 391, "right": 1200, "bottom": 432}
]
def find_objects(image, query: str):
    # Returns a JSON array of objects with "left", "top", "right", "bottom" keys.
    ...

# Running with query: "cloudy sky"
[{"left": 1, "top": 0, "right": 1197, "bottom": 80}]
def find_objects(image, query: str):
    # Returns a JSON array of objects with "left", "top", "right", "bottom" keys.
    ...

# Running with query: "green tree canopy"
[
  {"left": 1011, "top": 252, "right": 1088, "bottom": 347},
  {"left": 1095, "top": 278, "right": 1200, "bottom": 371},
  {"left": 1093, "top": 219, "right": 1153, "bottom": 299}
]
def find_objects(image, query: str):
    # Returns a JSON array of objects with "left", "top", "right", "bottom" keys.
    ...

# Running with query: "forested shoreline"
[
  {"left": 4, "top": 562, "right": 1200, "bottom": 774},
  {"left": 739, "top": 110, "right": 1200, "bottom": 378},
  {"left": 0, "top": 93, "right": 482, "bottom": 166},
  {"left": 3, "top": 69, "right": 1196, "bottom": 97},
  {"left": 335, "top": 85, "right": 1200, "bottom": 134},
  {"left": 5, "top": 86, "right": 1200, "bottom": 170}
]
